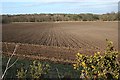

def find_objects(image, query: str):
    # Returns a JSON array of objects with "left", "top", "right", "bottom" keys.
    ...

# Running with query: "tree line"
[{"left": 2, "top": 12, "right": 120, "bottom": 23}]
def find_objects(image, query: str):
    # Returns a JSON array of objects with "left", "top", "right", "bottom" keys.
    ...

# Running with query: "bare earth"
[{"left": 2, "top": 22, "right": 118, "bottom": 63}]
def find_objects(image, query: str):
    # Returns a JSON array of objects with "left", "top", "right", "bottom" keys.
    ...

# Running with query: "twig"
[
  {"left": 7, "top": 58, "right": 18, "bottom": 69},
  {"left": 56, "top": 68, "right": 61, "bottom": 80},
  {"left": 1, "top": 44, "right": 19, "bottom": 79}
]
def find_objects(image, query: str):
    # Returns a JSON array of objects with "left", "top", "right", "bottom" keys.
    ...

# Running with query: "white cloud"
[{"left": 1, "top": 0, "right": 120, "bottom": 2}]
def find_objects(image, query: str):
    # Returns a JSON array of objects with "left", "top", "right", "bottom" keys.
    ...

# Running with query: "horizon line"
[{"left": 1, "top": 11, "right": 118, "bottom": 15}]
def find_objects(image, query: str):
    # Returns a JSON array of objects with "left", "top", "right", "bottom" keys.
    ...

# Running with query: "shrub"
[
  {"left": 16, "top": 61, "right": 50, "bottom": 79},
  {"left": 73, "top": 40, "right": 120, "bottom": 79}
]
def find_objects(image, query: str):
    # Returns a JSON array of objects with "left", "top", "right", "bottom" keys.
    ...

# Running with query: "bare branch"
[
  {"left": 1, "top": 44, "right": 19, "bottom": 79},
  {"left": 7, "top": 58, "right": 18, "bottom": 69},
  {"left": 56, "top": 68, "right": 61, "bottom": 80}
]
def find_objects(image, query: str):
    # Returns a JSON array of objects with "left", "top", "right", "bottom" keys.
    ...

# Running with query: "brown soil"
[{"left": 2, "top": 22, "right": 118, "bottom": 63}]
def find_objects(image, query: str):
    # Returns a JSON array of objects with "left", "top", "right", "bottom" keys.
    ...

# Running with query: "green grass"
[{"left": 2, "top": 55, "right": 80, "bottom": 79}]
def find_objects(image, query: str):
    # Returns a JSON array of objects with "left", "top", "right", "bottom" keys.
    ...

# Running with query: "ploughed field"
[{"left": 2, "top": 22, "right": 118, "bottom": 63}]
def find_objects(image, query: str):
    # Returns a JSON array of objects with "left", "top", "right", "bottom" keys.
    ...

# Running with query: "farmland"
[{"left": 2, "top": 22, "right": 118, "bottom": 63}]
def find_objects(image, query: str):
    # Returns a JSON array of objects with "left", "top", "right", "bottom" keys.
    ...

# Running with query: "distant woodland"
[{"left": 2, "top": 12, "right": 120, "bottom": 23}]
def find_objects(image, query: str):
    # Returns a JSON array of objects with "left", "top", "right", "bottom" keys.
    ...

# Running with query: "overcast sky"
[{"left": 1, "top": 0, "right": 120, "bottom": 14}]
